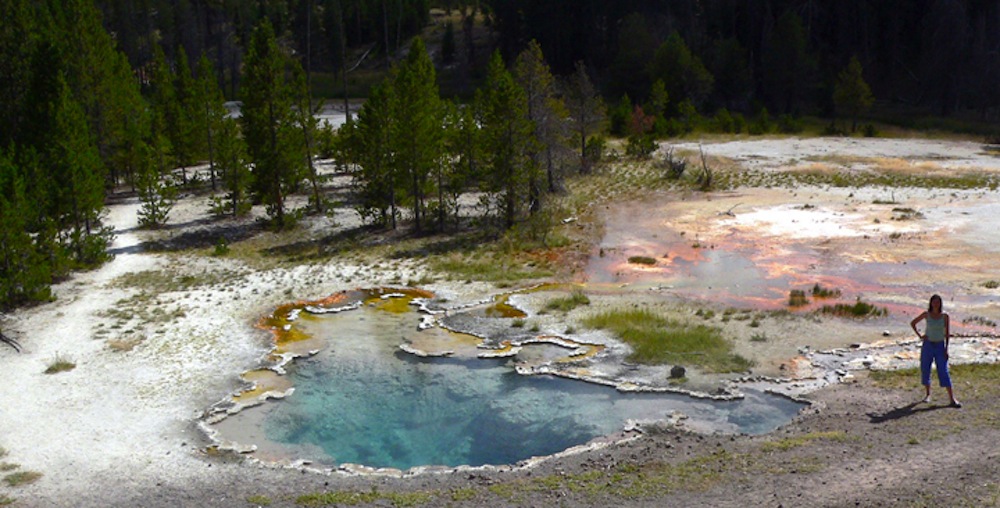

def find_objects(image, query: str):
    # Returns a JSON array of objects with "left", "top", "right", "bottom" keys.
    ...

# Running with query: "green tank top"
[{"left": 926, "top": 315, "right": 946, "bottom": 342}]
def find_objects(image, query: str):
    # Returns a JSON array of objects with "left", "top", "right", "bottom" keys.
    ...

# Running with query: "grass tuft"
[
  {"left": 583, "top": 308, "right": 753, "bottom": 372},
  {"left": 3, "top": 471, "right": 42, "bottom": 487},
  {"left": 819, "top": 297, "right": 887, "bottom": 318},
  {"left": 762, "top": 431, "right": 849, "bottom": 452},
  {"left": 246, "top": 494, "right": 272, "bottom": 506},
  {"left": 872, "top": 363, "right": 1000, "bottom": 390},
  {"left": 44, "top": 354, "right": 75, "bottom": 374},
  {"left": 544, "top": 290, "right": 591, "bottom": 312},
  {"left": 296, "top": 490, "right": 433, "bottom": 507}
]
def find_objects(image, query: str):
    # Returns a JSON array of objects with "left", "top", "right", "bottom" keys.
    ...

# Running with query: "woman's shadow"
[{"left": 867, "top": 401, "right": 947, "bottom": 423}]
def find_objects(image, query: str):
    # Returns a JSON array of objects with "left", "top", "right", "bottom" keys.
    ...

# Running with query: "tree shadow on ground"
[
  {"left": 144, "top": 220, "right": 264, "bottom": 252},
  {"left": 867, "top": 402, "right": 948, "bottom": 424},
  {"left": 261, "top": 224, "right": 375, "bottom": 260}
]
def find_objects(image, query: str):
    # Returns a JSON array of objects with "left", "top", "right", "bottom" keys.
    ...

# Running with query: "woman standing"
[{"left": 910, "top": 294, "right": 961, "bottom": 407}]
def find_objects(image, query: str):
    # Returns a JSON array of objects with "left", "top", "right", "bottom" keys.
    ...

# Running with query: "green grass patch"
[
  {"left": 448, "top": 488, "right": 477, "bottom": 502},
  {"left": 0, "top": 495, "right": 14, "bottom": 506},
  {"left": 296, "top": 490, "right": 434, "bottom": 507},
  {"left": 983, "top": 280, "right": 1000, "bottom": 289},
  {"left": 544, "top": 290, "right": 591, "bottom": 312},
  {"left": 3, "top": 471, "right": 41, "bottom": 487},
  {"left": 627, "top": 255, "right": 657, "bottom": 265},
  {"left": 583, "top": 308, "right": 753, "bottom": 372},
  {"left": 750, "top": 333, "right": 768, "bottom": 343},
  {"left": 0, "top": 463, "right": 17, "bottom": 472},
  {"left": 44, "top": 354, "right": 75, "bottom": 374},
  {"left": 429, "top": 252, "right": 553, "bottom": 283},
  {"left": 761, "top": 431, "right": 849, "bottom": 452},
  {"left": 111, "top": 267, "right": 245, "bottom": 293},
  {"left": 819, "top": 297, "right": 887, "bottom": 318},
  {"left": 872, "top": 363, "right": 1000, "bottom": 390},
  {"left": 246, "top": 494, "right": 272, "bottom": 506}
]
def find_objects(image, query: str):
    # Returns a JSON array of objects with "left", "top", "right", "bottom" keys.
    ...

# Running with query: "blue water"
[{"left": 247, "top": 307, "right": 804, "bottom": 470}]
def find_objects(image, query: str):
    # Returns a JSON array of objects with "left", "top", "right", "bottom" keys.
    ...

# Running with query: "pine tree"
[
  {"left": 194, "top": 52, "right": 227, "bottom": 190},
  {"left": 211, "top": 117, "right": 252, "bottom": 218},
  {"left": 391, "top": 37, "right": 444, "bottom": 232},
  {"left": 834, "top": 56, "right": 874, "bottom": 133},
  {"left": 565, "top": 61, "right": 606, "bottom": 174},
  {"left": 149, "top": 44, "right": 178, "bottom": 170},
  {"left": 50, "top": 76, "right": 112, "bottom": 266},
  {"left": 290, "top": 61, "right": 325, "bottom": 214},
  {"left": 347, "top": 81, "right": 398, "bottom": 228},
  {"left": 761, "top": 11, "right": 815, "bottom": 115},
  {"left": 0, "top": 0, "right": 39, "bottom": 148},
  {"left": 242, "top": 18, "right": 304, "bottom": 229},
  {"left": 433, "top": 100, "right": 479, "bottom": 230},
  {"left": 441, "top": 21, "right": 456, "bottom": 65},
  {"left": 515, "top": 40, "right": 568, "bottom": 196},
  {"left": 136, "top": 131, "right": 177, "bottom": 227},
  {"left": 0, "top": 150, "right": 52, "bottom": 308},
  {"left": 173, "top": 46, "right": 200, "bottom": 185},
  {"left": 477, "top": 51, "right": 535, "bottom": 230},
  {"left": 648, "top": 32, "right": 714, "bottom": 112}
]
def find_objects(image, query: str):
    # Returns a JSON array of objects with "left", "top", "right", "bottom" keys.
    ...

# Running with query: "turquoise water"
[{"left": 240, "top": 307, "right": 804, "bottom": 470}]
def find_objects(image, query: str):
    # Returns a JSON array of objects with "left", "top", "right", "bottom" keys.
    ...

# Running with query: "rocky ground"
[{"left": 2, "top": 137, "right": 999, "bottom": 507}]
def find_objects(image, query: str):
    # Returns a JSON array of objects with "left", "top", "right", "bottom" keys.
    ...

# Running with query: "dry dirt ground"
[{"left": 2, "top": 137, "right": 1000, "bottom": 507}]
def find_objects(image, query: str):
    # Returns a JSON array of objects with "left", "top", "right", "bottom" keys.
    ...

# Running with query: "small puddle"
[{"left": 206, "top": 289, "right": 805, "bottom": 471}]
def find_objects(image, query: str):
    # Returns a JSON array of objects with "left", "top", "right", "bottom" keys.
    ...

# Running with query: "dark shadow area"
[
  {"left": 867, "top": 402, "right": 947, "bottom": 424},
  {"left": 145, "top": 220, "right": 264, "bottom": 252},
  {"left": 261, "top": 224, "right": 376, "bottom": 260},
  {"left": 387, "top": 230, "right": 493, "bottom": 259},
  {"left": 107, "top": 244, "right": 147, "bottom": 256}
]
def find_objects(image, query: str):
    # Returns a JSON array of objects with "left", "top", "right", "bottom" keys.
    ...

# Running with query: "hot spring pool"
[{"left": 210, "top": 295, "right": 805, "bottom": 471}]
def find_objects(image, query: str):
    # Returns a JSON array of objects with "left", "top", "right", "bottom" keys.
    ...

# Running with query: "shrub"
[
  {"left": 788, "top": 289, "right": 809, "bottom": 307},
  {"left": 712, "top": 108, "right": 735, "bottom": 133},
  {"left": 862, "top": 123, "right": 878, "bottom": 137},
  {"left": 660, "top": 147, "right": 687, "bottom": 179},
  {"left": 732, "top": 113, "right": 747, "bottom": 134},
  {"left": 583, "top": 136, "right": 606, "bottom": 170},
  {"left": 626, "top": 134, "right": 657, "bottom": 159},
  {"left": 811, "top": 284, "right": 842, "bottom": 298},
  {"left": 748, "top": 108, "right": 773, "bottom": 135},
  {"left": 213, "top": 237, "right": 230, "bottom": 256},
  {"left": 777, "top": 114, "right": 803, "bottom": 133},
  {"left": 627, "top": 256, "right": 657, "bottom": 266}
]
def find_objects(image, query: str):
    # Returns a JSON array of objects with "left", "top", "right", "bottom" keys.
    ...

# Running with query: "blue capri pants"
[{"left": 920, "top": 340, "right": 952, "bottom": 388}]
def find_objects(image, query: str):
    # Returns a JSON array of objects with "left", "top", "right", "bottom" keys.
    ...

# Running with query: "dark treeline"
[
  {"left": 98, "top": 0, "right": 430, "bottom": 97},
  {"left": 490, "top": 0, "right": 1000, "bottom": 119}
]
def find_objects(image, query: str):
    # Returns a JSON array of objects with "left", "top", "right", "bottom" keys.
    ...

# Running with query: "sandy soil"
[{"left": 2, "top": 137, "right": 1000, "bottom": 507}]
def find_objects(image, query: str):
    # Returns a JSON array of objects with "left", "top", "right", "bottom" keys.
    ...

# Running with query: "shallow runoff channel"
[{"left": 204, "top": 289, "right": 804, "bottom": 473}]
